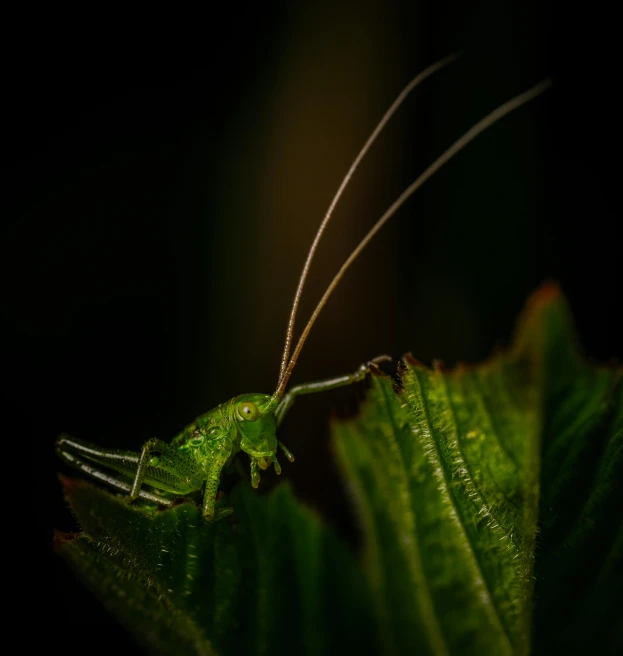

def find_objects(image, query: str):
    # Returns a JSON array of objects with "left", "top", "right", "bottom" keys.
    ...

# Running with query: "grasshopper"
[{"left": 56, "top": 54, "right": 550, "bottom": 521}]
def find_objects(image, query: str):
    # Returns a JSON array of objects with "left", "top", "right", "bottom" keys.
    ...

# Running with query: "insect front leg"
[{"left": 275, "top": 354, "right": 391, "bottom": 427}]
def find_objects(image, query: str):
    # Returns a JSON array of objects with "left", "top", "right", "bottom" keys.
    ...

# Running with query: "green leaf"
[
  {"left": 332, "top": 283, "right": 622, "bottom": 656},
  {"left": 56, "top": 283, "right": 622, "bottom": 655},
  {"left": 56, "top": 478, "right": 378, "bottom": 656}
]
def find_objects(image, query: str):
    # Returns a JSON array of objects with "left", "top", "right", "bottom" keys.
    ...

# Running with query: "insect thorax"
[{"left": 170, "top": 401, "right": 234, "bottom": 451}]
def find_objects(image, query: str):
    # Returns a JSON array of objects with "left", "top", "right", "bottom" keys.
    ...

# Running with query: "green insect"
[{"left": 56, "top": 54, "right": 550, "bottom": 522}]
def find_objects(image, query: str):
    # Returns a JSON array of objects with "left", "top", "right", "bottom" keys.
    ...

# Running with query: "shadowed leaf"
[{"left": 56, "top": 479, "right": 377, "bottom": 656}]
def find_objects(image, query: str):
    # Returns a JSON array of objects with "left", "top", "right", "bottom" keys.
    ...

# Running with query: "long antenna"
[
  {"left": 273, "top": 77, "right": 551, "bottom": 400},
  {"left": 277, "top": 53, "right": 462, "bottom": 384}
]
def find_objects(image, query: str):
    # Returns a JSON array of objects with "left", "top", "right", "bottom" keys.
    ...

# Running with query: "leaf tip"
[
  {"left": 58, "top": 473, "right": 82, "bottom": 496},
  {"left": 53, "top": 528, "right": 79, "bottom": 548},
  {"left": 403, "top": 353, "right": 425, "bottom": 369},
  {"left": 522, "top": 278, "right": 564, "bottom": 313},
  {"left": 512, "top": 280, "right": 579, "bottom": 362}
]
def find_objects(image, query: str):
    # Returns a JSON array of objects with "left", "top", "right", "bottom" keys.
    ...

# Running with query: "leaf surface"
[
  {"left": 56, "top": 479, "right": 377, "bottom": 656},
  {"left": 332, "top": 283, "right": 622, "bottom": 655}
]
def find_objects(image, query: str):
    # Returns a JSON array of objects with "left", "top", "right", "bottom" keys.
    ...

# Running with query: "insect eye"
[{"left": 238, "top": 401, "right": 259, "bottom": 422}]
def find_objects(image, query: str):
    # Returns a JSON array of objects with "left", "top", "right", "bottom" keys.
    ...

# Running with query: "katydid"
[{"left": 56, "top": 54, "right": 550, "bottom": 521}]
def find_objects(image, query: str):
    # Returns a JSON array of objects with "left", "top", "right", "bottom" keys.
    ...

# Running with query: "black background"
[{"left": 5, "top": 0, "right": 620, "bottom": 652}]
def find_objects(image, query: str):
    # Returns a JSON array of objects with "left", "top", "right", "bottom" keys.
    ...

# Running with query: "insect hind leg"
[{"left": 56, "top": 438, "right": 173, "bottom": 506}]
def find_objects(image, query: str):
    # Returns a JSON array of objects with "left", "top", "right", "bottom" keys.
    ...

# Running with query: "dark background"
[{"left": 4, "top": 0, "right": 620, "bottom": 652}]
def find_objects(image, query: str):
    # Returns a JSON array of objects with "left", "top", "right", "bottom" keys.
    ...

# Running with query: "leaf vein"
[{"left": 409, "top": 367, "right": 515, "bottom": 655}]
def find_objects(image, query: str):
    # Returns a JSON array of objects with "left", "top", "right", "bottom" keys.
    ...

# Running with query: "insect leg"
[
  {"left": 202, "top": 454, "right": 232, "bottom": 522},
  {"left": 275, "top": 354, "right": 391, "bottom": 427},
  {"left": 249, "top": 459, "right": 261, "bottom": 488},
  {"left": 56, "top": 439, "right": 173, "bottom": 506},
  {"left": 129, "top": 438, "right": 170, "bottom": 500}
]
